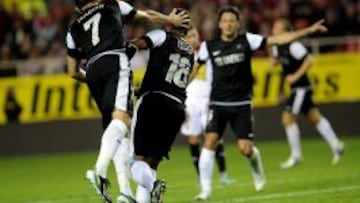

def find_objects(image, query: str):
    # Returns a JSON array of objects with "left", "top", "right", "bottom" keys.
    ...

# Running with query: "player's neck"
[{"left": 221, "top": 33, "right": 238, "bottom": 42}]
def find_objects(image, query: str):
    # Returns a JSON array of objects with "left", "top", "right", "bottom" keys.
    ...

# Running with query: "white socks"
[
  {"left": 316, "top": 117, "right": 341, "bottom": 151},
  {"left": 113, "top": 137, "right": 133, "bottom": 197},
  {"left": 136, "top": 185, "right": 150, "bottom": 203},
  {"left": 131, "top": 160, "right": 156, "bottom": 191},
  {"left": 199, "top": 148, "right": 215, "bottom": 194},
  {"left": 247, "top": 147, "right": 264, "bottom": 175},
  {"left": 285, "top": 123, "right": 302, "bottom": 159},
  {"left": 95, "top": 119, "right": 128, "bottom": 178}
]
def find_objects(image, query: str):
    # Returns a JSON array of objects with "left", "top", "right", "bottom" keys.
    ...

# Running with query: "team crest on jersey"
[{"left": 177, "top": 40, "right": 193, "bottom": 54}]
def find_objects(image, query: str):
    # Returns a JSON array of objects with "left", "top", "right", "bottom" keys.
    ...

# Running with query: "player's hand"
[
  {"left": 168, "top": 8, "right": 190, "bottom": 28},
  {"left": 285, "top": 74, "right": 298, "bottom": 85},
  {"left": 309, "top": 19, "right": 328, "bottom": 34}
]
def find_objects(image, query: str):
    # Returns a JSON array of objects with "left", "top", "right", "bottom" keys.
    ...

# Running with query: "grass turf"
[{"left": 0, "top": 137, "right": 359, "bottom": 203}]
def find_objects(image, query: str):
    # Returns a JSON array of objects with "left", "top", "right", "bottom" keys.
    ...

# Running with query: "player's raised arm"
[
  {"left": 135, "top": 8, "right": 190, "bottom": 29},
  {"left": 267, "top": 19, "right": 327, "bottom": 46},
  {"left": 117, "top": 0, "right": 189, "bottom": 28}
]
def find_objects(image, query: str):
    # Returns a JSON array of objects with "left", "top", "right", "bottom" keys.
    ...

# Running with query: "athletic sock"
[
  {"left": 215, "top": 143, "right": 226, "bottom": 173},
  {"left": 189, "top": 144, "right": 200, "bottom": 174},
  {"left": 247, "top": 147, "right": 264, "bottom": 175},
  {"left": 316, "top": 117, "right": 341, "bottom": 151},
  {"left": 131, "top": 160, "right": 156, "bottom": 191},
  {"left": 199, "top": 148, "right": 215, "bottom": 193},
  {"left": 285, "top": 123, "right": 302, "bottom": 159},
  {"left": 136, "top": 185, "right": 150, "bottom": 203},
  {"left": 113, "top": 138, "right": 133, "bottom": 197},
  {"left": 96, "top": 119, "right": 127, "bottom": 178}
]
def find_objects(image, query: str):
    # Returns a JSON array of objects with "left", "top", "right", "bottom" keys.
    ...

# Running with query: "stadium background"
[{"left": 0, "top": 0, "right": 359, "bottom": 203}]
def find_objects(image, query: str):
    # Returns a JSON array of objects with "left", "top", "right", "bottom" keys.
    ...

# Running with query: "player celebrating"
[
  {"left": 66, "top": 0, "right": 189, "bottom": 202},
  {"left": 181, "top": 27, "right": 233, "bottom": 184},
  {"left": 195, "top": 6, "right": 328, "bottom": 200},
  {"left": 270, "top": 18, "right": 344, "bottom": 169},
  {"left": 128, "top": 9, "right": 194, "bottom": 203}
]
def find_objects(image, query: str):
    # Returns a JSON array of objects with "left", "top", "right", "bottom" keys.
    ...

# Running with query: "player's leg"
[
  {"left": 237, "top": 139, "right": 265, "bottom": 191},
  {"left": 216, "top": 139, "right": 235, "bottom": 185},
  {"left": 131, "top": 94, "right": 185, "bottom": 203},
  {"left": 180, "top": 100, "right": 202, "bottom": 174},
  {"left": 86, "top": 54, "right": 133, "bottom": 202},
  {"left": 307, "top": 107, "right": 344, "bottom": 164},
  {"left": 280, "top": 110, "right": 302, "bottom": 169},
  {"left": 135, "top": 185, "right": 150, "bottom": 203},
  {"left": 196, "top": 106, "right": 227, "bottom": 200},
  {"left": 231, "top": 105, "right": 265, "bottom": 192},
  {"left": 280, "top": 89, "right": 305, "bottom": 169},
  {"left": 188, "top": 136, "right": 201, "bottom": 174},
  {"left": 113, "top": 138, "right": 133, "bottom": 198}
]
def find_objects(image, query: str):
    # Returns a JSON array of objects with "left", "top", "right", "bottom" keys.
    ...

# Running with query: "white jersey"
[
  {"left": 181, "top": 49, "right": 213, "bottom": 136},
  {"left": 185, "top": 50, "right": 212, "bottom": 101}
]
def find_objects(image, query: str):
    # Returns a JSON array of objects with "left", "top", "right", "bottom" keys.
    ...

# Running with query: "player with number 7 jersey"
[{"left": 65, "top": 1, "right": 190, "bottom": 202}]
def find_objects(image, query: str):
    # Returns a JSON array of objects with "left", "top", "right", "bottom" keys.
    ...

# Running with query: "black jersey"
[
  {"left": 66, "top": 0, "right": 136, "bottom": 59},
  {"left": 198, "top": 33, "right": 266, "bottom": 105},
  {"left": 272, "top": 41, "right": 311, "bottom": 88},
  {"left": 138, "top": 30, "right": 194, "bottom": 103}
]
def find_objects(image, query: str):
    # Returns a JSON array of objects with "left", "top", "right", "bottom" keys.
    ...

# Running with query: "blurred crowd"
[{"left": 0, "top": 0, "right": 358, "bottom": 75}]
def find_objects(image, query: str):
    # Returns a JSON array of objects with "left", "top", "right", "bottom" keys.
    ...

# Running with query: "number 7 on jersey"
[{"left": 83, "top": 13, "right": 101, "bottom": 46}]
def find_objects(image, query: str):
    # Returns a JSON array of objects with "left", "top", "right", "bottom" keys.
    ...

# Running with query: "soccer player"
[
  {"left": 270, "top": 18, "right": 344, "bottom": 169},
  {"left": 65, "top": 0, "right": 189, "bottom": 202},
  {"left": 180, "top": 27, "right": 234, "bottom": 184},
  {"left": 195, "top": 6, "right": 328, "bottom": 200},
  {"left": 128, "top": 10, "right": 194, "bottom": 203}
]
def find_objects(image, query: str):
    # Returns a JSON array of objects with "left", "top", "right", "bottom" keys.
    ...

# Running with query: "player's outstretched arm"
[
  {"left": 267, "top": 19, "right": 327, "bottom": 46},
  {"left": 134, "top": 8, "right": 190, "bottom": 28}
]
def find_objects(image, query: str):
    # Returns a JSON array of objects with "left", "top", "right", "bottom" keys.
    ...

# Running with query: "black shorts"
[
  {"left": 285, "top": 88, "right": 316, "bottom": 115},
  {"left": 86, "top": 53, "right": 132, "bottom": 129},
  {"left": 205, "top": 104, "right": 254, "bottom": 140},
  {"left": 133, "top": 92, "right": 185, "bottom": 160}
]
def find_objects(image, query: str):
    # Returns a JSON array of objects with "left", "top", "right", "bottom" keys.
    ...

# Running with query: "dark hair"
[
  {"left": 75, "top": 0, "right": 93, "bottom": 8},
  {"left": 218, "top": 5, "right": 241, "bottom": 22}
]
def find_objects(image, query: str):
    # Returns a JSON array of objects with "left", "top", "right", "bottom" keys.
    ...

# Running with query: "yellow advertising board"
[{"left": 0, "top": 53, "right": 359, "bottom": 124}]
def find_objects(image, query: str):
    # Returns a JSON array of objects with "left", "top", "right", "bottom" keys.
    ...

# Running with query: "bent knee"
[{"left": 282, "top": 111, "right": 296, "bottom": 126}]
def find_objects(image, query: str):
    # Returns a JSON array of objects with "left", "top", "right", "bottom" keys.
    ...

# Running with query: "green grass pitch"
[{"left": 0, "top": 137, "right": 359, "bottom": 203}]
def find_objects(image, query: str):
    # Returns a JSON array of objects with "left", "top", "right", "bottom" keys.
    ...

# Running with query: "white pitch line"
[{"left": 211, "top": 185, "right": 360, "bottom": 203}]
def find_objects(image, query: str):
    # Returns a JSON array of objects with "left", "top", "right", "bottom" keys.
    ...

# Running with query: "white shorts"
[{"left": 180, "top": 98, "right": 209, "bottom": 136}]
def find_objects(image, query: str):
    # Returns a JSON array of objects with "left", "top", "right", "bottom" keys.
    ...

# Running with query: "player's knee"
[
  {"left": 187, "top": 136, "right": 200, "bottom": 145},
  {"left": 307, "top": 108, "right": 321, "bottom": 124},
  {"left": 203, "top": 133, "right": 218, "bottom": 150},
  {"left": 112, "top": 109, "right": 131, "bottom": 126},
  {"left": 238, "top": 140, "right": 253, "bottom": 157},
  {"left": 240, "top": 145, "right": 252, "bottom": 157},
  {"left": 282, "top": 111, "right": 295, "bottom": 126}
]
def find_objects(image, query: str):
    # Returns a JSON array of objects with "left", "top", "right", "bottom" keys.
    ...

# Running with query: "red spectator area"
[{"left": 0, "top": 0, "right": 358, "bottom": 73}]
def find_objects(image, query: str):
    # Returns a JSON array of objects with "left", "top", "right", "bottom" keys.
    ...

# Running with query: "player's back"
[
  {"left": 139, "top": 31, "right": 194, "bottom": 103},
  {"left": 68, "top": 0, "right": 126, "bottom": 59}
]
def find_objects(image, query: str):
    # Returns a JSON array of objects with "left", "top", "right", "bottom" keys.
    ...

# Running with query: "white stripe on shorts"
[
  {"left": 115, "top": 53, "right": 131, "bottom": 111},
  {"left": 292, "top": 89, "right": 306, "bottom": 114}
]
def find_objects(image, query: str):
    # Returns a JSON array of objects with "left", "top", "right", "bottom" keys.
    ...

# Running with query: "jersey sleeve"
[
  {"left": 66, "top": 31, "right": 82, "bottom": 58},
  {"left": 144, "top": 29, "right": 167, "bottom": 48},
  {"left": 246, "top": 32, "right": 267, "bottom": 51},
  {"left": 289, "top": 41, "right": 308, "bottom": 60},
  {"left": 117, "top": 1, "right": 137, "bottom": 20},
  {"left": 197, "top": 41, "right": 210, "bottom": 64}
]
